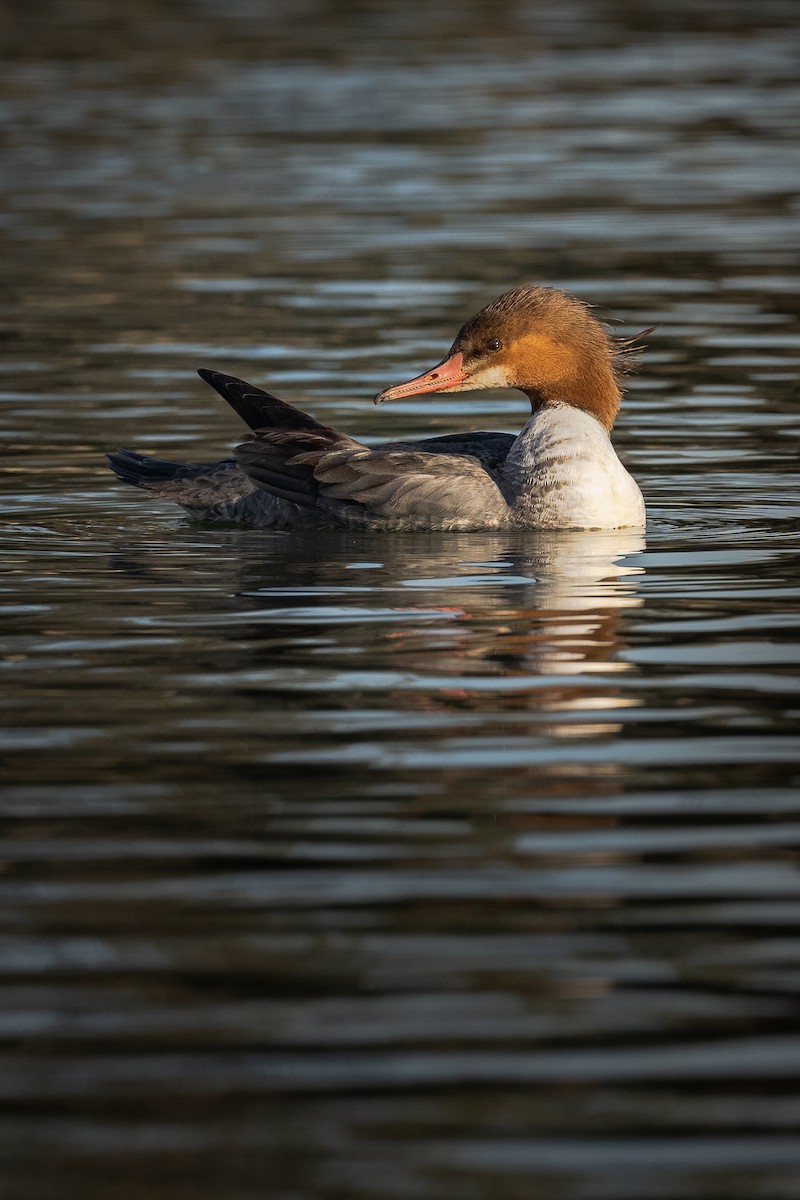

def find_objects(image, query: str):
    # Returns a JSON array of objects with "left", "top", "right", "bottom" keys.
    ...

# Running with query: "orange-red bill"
[{"left": 374, "top": 352, "right": 468, "bottom": 404}]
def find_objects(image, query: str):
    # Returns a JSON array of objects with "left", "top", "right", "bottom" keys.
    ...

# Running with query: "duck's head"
[{"left": 374, "top": 285, "right": 650, "bottom": 431}]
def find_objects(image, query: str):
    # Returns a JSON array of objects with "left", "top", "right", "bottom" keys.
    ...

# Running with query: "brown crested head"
[
  {"left": 374, "top": 285, "right": 651, "bottom": 429},
  {"left": 449, "top": 286, "right": 648, "bottom": 430}
]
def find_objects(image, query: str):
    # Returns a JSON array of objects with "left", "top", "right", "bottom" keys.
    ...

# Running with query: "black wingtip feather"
[{"left": 197, "top": 368, "right": 322, "bottom": 433}]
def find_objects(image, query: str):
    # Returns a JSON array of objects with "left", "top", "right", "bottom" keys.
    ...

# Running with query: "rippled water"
[{"left": 2, "top": 2, "right": 800, "bottom": 1197}]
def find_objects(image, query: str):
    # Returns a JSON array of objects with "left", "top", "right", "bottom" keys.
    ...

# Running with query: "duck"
[{"left": 107, "top": 285, "right": 648, "bottom": 531}]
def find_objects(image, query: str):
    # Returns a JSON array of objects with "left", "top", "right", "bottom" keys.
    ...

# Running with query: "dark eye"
[{"left": 488, "top": 338, "right": 502, "bottom": 352}]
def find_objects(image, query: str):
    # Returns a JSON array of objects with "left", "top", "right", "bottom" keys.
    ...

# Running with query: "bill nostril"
[{"left": 431, "top": 372, "right": 439, "bottom": 380}]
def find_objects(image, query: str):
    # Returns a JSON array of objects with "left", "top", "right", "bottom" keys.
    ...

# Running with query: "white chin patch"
[{"left": 458, "top": 365, "right": 512, "bottom": 391}]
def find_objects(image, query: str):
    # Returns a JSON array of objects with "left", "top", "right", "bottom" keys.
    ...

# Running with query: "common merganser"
[{"left": 107, "top": 286, "right": 648, "bottom": 530}]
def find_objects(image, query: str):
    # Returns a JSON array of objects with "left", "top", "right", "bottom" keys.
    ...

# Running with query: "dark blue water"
[{"left": 1, "top": 2, "right": 800, "bottom": 1197}]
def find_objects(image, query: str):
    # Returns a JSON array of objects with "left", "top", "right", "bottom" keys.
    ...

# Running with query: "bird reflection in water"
[
  {"left": 364, "top": 529, "right": 647, "bottom": 739},
  {"left": 109, "top": 525, "right": 646, "bottom": 748}
]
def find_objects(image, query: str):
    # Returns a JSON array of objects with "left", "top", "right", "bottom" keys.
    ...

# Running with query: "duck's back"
[{"left": 393, "top": 431, "right": 515, "bottom": 476}]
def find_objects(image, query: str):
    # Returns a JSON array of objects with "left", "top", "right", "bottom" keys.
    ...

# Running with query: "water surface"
[{"left": 1, "top": 2, "right": 800, "bottom": 1197}]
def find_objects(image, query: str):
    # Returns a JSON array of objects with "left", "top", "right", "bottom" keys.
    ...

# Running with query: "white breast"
[{"left": 502, "top": 404, "right": 646, "bottom": 530}]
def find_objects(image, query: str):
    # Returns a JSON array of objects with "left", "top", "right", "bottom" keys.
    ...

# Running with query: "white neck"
[{"left": 501, "top": 403, "right": 645, "bottom": 530}]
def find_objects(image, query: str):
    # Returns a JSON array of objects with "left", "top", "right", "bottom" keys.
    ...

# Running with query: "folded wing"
[
  {"left": 237, "top": 436, "right": 510, "bottom": 530},
  {"left": 202, "top": 370, "right": 511, "bottom": 527}
]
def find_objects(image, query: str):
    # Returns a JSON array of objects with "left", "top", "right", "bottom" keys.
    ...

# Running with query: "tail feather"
[
  {"left": 108, "top": 371, "right": 339, "bottom": 514},
  {"left": 106, "top": 449, "right": 233, "bottom": 490}
]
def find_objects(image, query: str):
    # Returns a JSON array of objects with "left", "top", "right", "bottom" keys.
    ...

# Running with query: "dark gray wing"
[
  {"left": 236, "top": 428, "right": 360, "bottom": 509},
  {"left": 312, "top": 446, "right": 511, "bottom": 529},
  {"left": 238, "top": 438, "right": 510, "bottom": 529},
  {"left": 199, "top": 369, "right": 361, "bottom": 508}
]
